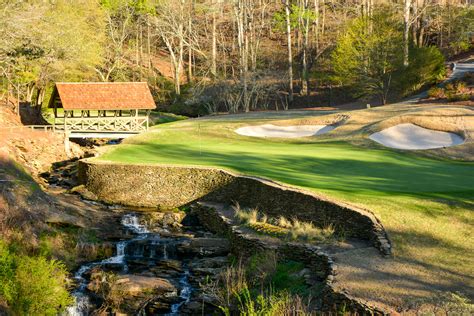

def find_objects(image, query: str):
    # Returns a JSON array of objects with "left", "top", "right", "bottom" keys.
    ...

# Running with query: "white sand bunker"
[
  {"left": 235, "top": 124, "right": 335, "bottom": 138},
  {"left": 369, "top": 123, "right": 464, "bottom": 150}
]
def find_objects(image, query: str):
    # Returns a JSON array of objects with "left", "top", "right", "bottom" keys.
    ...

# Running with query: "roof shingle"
[{"left": 50, "top": 82, "right": 156, "bottom": 110}]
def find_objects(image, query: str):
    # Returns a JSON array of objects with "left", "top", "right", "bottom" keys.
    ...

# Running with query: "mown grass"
[{"left": 98, "top": 116, "right": 474, "bottom": 290}]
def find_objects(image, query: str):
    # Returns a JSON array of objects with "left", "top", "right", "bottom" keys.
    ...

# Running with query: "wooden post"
[
  {"left": 53, "top": 98, "right": 57, "bottom": 131},
  {"left": 146, "top": 110, "right": 151, "bottom": 130},
  {"left": 135, "top": 109, "right": 138, "bottom": 131}
]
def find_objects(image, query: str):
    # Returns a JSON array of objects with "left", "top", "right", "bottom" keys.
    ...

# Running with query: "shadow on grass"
[
  {"left": 105, "top": 141, "right": 474, "bottom": 202},
  {"left": 341, "top": 227, "right": 474, "bottom": 307}
]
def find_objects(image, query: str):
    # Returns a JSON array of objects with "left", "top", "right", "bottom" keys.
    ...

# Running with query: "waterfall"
[
  {"left": 167, "top": 269, "right": 192, "bottom": 315},
  {"left": 66, "top": 213, "right": 149, "bottom": 315},
  {"left": 163, "top": 244, "right": 168, "bottom": 260}
]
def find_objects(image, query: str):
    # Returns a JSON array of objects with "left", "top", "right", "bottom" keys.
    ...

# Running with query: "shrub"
[
  {"left": 447, "top": 93, "right": 470, "bottom": 102},
  {"left": 427, "top": 87, "right": 445, "bottom": 99},
  {"left": 0, "top": 242, "right": 16, "bottom": 304},
  {"left": 462, "top": 72, "right": 474, "bottom": 86},
  {"left": 233, "top": 286, "right": 313, "bottom": 316},
  {"left": 445, "top": 81, "right": 471, "bottom": 102},
  {"left": 271, "top": 261, "right": 309, "bottom": 295},
  {"left": 0, "top": 241, "right": 73, "bottom": 315},
  {"left": 455, "top": 81, "right": 469, "bottom": 94},
  {"left": 397, "top": 46, "right": 446, "bottom": 96}
]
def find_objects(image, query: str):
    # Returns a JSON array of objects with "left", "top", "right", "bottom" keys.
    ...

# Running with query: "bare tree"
[
  {"left": 283, "top": 0, "right": 294, "bottom": 105},
  {"left": 403, "top": 0, "right": 411, "bottom": 66},
  {"left": 95, "top": 4, "right": 134, "bottom": 82},
  {"left": 233, "top": 0, "right": 268, "bottom": 112},
  {"left": 153, "top": 0, "right": 190, "bottom": 95}
]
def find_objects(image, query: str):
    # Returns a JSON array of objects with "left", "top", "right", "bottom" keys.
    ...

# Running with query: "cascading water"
[
  {"left": 163, "top": 244, "right": 168, "bottom": 260},
  {"left": 167, "top": 269, "right": 192, "bottom": 316},
  {"left": 66, "top": 214, "right": 159, "bottom": 316}
]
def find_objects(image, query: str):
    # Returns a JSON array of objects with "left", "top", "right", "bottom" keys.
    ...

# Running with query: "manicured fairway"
[
  {"left": 99, "top": 117, "right": 474, "bottom": 295},
  {"left": 101, "top": 120, "right": 473, "bottom": 200}
]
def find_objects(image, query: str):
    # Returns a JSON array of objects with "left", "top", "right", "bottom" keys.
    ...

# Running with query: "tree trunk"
[
  {"left": 147, "top": 17, "right": 152, "bottom": 69},
  {"left": 284, "top": 0, "right": 294, "bottom": 105},
  {"left": 411, "top": 0, "right": 418, "bottom": 46},
  {"left": 35, "top": 87, "right": 45, "bottom": 114},
  {"left": 16, "top": 84, "right": 20, "bottom": 116},
  {"left": 136, "top": 25, "right": 139, "bottom": 81},
  {"left": 187, "top": 0, "right": 194, "bottom": 83},
  {"left": 26, "top": 84, "right": 35, "bottom": 104},
  {"left": 175, "top": 67, "right": 181, "bottom": 95},
  {"left": 403, "top": 0, "right": 411, "bottom": 67},
  {"left": 211, "top": 6, "right": 217, "bottom": 78},
  {"left": 300, "top": 0, "right": 310, "bottom": 96}
]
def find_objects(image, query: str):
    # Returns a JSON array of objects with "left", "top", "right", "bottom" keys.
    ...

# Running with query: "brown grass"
[{"left": 233, "top": 204, "right": 335, "bottom": 243}]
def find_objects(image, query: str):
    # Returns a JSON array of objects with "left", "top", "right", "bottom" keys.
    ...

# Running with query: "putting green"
[{"left": 98, "top": 117, "right": 474, "bottom": 292}]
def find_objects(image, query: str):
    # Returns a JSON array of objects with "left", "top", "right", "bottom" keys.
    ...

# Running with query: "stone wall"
[
  {"left": 192, "top": 203, "right": 389, "bottom": 315},
  {"left": 78, "top": 159, "right": 391, "bottom": 255}
]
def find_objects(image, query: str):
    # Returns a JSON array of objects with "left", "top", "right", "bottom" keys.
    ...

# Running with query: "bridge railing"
[
  {"left": 54, "top": 116, "right": 148, "bottom": 133},
  {"left": 0, "top": 125, "right": 57, "bottom": 132}
]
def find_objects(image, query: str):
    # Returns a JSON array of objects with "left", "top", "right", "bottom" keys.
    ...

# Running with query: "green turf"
[
  {"left": 98, "top": 117, "right": 474, "bottom": 281},
  {"left": 100, "top": 121, "right": 473, "bottom": 200}
]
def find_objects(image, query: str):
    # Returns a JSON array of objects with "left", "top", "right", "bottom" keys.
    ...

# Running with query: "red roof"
[{"left": 50, "top": 82, "right": 156, "bottom": 110}]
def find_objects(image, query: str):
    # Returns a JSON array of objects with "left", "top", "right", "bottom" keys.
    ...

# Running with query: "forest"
[{"left": 1, "top": 0, "right": 473, "bottom": 116}]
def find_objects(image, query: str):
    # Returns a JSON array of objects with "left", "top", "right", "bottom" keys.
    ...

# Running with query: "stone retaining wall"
[
  {"left": 78, "top": 159, "right": 391, "bottom": 255},
  {"left": 193, "top": 203, "right": 388, "bottom": 315}
]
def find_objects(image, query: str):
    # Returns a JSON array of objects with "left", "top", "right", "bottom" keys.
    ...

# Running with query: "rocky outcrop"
[{"left": 78, "top": 160, "right": 391, "bottom": 256}]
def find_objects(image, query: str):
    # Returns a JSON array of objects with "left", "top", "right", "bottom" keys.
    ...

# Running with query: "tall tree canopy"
[{"left": 0, "top": 0, "right": 471, "bottom": 114}]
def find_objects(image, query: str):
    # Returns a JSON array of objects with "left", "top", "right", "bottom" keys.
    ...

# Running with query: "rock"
[
  {"left": 181, "top": 301, "right": 203, "bottom": 314},
  {"left": 127, "top": 258, "right": 156, "bottom": 269},
  {"left": 114, "top": 275, "right": 177, "bottom": 297},
  {"left": 148, "top": 211, "right": 186, "bottom": 230},
  {"left": 189, "top": 256, "right": 228, "bottom": 269},
  {"left": 190, "top": 267, "right": 224, "bottom": 277},
  {"left": 146, "top": 300, "right": 172, "bottom": 313},
  {"left": 181, "top": 297, "right": 221, "bottom": 315},
  {"left": 76, "top": 242, "right": 115, "bottom": 263},
  {"left": 177, "top": 238, "right": 230, "bottom": 257},
  {"left": 70, "top": 184, "right": 99, "bottom": 200},
  {"left": 155, "top": 259, "right": 183, "bottom": 272},
  {"left": 181, "top": 213, "right": 201, "bottom": 227},
  {"left": 45, "top": 212, "right": 86, "bottom": 228}
]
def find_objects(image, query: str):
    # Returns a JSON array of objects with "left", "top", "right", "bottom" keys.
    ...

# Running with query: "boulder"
[
  {"left": 115, "top": 275, "right": 177, "bottom": 297},
  {"left": 87, "top": 272, "right": 177, "bottom": 297},
  {"left": 147, "top": 211, "right": 186, "bottom": 230}
]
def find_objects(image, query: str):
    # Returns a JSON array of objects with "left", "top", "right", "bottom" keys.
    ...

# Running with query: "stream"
[{"left": 64, "top": 210, "right": 227, "bottom": 315}]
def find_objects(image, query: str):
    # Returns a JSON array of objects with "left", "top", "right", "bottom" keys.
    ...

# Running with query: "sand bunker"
[
  {"left": 235, "top": 124, "right": 335, "bottom": 138},
  {"left": 369, "top": 123, "right": 464, "bottom": 150}
]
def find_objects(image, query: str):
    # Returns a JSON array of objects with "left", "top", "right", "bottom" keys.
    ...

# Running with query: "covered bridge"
[{"left": 48, "top": 82, "right": 156, "bottom": 138}]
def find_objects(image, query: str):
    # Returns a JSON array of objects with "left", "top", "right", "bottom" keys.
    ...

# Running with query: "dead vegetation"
[{"left": 233, "top": 203, "right": 336, "bottom": 243}]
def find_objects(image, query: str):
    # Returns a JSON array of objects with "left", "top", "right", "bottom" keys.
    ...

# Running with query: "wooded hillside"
[{"left": 1, "top": 0, "right": 473, "bottom": 115}]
